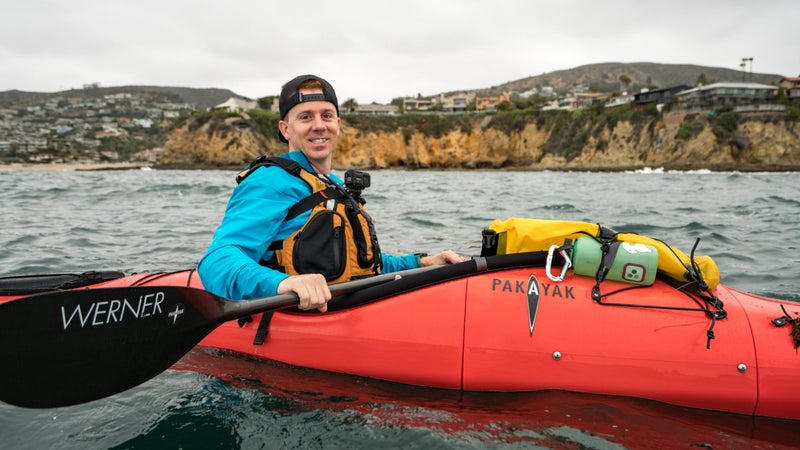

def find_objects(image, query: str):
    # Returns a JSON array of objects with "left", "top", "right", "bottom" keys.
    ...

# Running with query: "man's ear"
[{"left": 278, "top": 120, "right": 289, "bottom": 140}]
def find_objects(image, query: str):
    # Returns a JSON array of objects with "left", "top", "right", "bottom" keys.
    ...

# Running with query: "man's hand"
[
  {"left": 277, "top": 274, "right": 331, "bottom": 312},
  {"left": 420, "top": 250, "right": 467, "bottom": 267}
]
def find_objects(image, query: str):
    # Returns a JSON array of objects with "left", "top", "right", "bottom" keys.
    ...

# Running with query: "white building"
[{"left": 214, "top": 97, "right": 258, "bottom": 112}]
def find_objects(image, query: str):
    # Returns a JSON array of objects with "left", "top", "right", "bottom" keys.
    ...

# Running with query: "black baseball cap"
[{"left": 278, "top": 74, "right": 339, "bottom": 143}]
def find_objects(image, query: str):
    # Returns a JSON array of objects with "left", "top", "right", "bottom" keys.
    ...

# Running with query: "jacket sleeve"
[
  {"left": 380, "top": 252, "right": 421, "bottom": 273},
  {"left": 198, "top": 167, "right": 308, "bottom": 300}
]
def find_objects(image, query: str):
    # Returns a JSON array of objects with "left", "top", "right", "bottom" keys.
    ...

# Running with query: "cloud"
[{"left": 1, "top": 0, "right": 797, "bottom": 103}]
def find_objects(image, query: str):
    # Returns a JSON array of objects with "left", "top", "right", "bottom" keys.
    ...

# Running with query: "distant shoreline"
[
  {"left": 0, "top": 162, "right": 151, "bottom": 171},
  {"left": 2, "top": 162, "right": 799, "bottom": 172}
]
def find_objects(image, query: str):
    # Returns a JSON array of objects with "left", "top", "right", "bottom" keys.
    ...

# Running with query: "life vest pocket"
[{"left": 289, "top": 209, "right": 347, "bottom": 281}]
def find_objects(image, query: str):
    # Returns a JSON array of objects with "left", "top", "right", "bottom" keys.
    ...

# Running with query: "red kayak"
[{"left": 1, "top": 251, "right": 798, "bottom": 420}]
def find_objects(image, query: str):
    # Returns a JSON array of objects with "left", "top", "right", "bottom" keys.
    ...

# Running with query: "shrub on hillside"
[
  {"left": 677, "top": 115, "right": 706, "bottom": 140},
  {"left": 711, "top": 111, "right": 739, "bottom": 143}
]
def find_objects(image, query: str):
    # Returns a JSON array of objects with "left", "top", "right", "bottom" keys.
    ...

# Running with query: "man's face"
[{"left": 279, "top": 87, "right": 341, "bottom": 169}]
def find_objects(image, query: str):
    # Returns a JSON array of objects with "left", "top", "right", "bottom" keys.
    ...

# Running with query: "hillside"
[
  {"left": 104, "top": 86, "right": 244, "bottom": 108},
  {"left": 470, "top": 62, "right": 786, "bottom": 96},
  {"left": 2, "top": 62, "right": 791, "bottom": 109},
  {"left": 0, "top": 85, "right": 242, "bottom": 109}
]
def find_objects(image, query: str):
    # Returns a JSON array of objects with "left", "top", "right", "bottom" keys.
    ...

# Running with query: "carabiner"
[{"left": 546, "top": 244, "right": 572, "bottom": 282}]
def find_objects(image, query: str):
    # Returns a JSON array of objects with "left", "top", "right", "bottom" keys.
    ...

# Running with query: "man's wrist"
[{"left": 414, "top": 252, "right": 428, "bottom": 266}]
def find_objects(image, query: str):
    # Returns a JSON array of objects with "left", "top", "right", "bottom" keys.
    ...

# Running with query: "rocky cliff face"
[
  {"left": 159, "top": 112, "right": 800, "bottom": 171},
  {"left": 335, "top": 119, "right": 551, "bottom": 169},
  {"left": 160, "top": 116, "right": 266, "bottom": 168},
  {"left": 567, "top": 113, "right": 800, "bottom": 171}
]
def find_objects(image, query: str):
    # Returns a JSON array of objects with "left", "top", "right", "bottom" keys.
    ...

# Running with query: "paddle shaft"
[{"left": 216, "top": 266, "right": 436, "bottom": 320}]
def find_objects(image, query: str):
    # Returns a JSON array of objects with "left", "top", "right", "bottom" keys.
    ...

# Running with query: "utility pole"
[{"left": 742, "top": 57, "right": 754, "bottom": 82}]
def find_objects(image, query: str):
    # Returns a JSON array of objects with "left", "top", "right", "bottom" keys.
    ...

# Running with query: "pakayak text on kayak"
[{"left": 490, "top": 277, "right": 575, "bottom": 299}]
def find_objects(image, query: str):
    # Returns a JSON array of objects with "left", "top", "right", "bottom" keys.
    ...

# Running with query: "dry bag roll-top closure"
[{"left": 237, "top": 156, "right": 382, "bottom": 284}]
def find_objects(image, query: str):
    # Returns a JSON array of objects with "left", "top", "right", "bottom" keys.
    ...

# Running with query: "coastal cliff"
[{"left": 159, "top": 110, "right": 800, "bottom": 171}]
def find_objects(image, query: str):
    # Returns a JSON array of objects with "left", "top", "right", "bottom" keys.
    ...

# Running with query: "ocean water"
[{"left": 1, "top": 167, "right": 799, "bottom": 449}]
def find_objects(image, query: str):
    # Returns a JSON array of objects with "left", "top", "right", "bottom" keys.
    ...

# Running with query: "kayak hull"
[{"left": 1, "top": 265, "right": 798, "bottom": 419}]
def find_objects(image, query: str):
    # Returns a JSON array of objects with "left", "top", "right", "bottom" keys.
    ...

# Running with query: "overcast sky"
[{"left": 2, "top": 0, "right": 798, "bottom": 104}]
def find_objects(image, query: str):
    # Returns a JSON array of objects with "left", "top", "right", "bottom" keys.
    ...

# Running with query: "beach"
[{"left": 0, "top": 162, "right": 151, "bottom": 171}]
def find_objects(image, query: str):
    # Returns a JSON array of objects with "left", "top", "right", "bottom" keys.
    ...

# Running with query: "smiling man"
[{"left": 198, "top": 74, "right": 464, "bottom": 312}]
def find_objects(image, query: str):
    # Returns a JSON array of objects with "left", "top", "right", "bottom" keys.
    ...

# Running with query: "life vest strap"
[
  {"left": 285, "top": 187, "right": 339, "bottom": 221},
  {"left": 236, "top": 155, "right": 304, "bottom": 184}
]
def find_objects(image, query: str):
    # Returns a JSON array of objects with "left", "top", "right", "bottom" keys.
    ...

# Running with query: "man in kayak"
[{"left": 198, "top": 74, "right": 464, "bottom": 312}]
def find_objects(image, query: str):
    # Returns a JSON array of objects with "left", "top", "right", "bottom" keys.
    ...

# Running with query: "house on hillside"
[
  {"left": 605, "top": 94, "right": 634, "bottom": 108},
  {"left": 780, "top": 75, "right": 800, "bottom": 100},
  {"left": 541, "top": 97, "right": 578, "bottom": 111},
  {"left": 439, "top": 93, "right": 473, "bottom": 113},
  {"left": 214, "top": 97, "right": 258, "bottom": 112},
  {"left": 475, "top": 93, "right": 511, "bottom": 111},
  {"left": 343, "top": 103, "right": 399, "bottom": 115},
  {"left": 574, "top": 92, "right": 604, "bottom": 108},
  {"left": 634, "top": 85, "right": 690, "bottom": 109},
  {"left": 403, "top": 98, "right": 436, "bottom": 112},
  {"left": 673, "top": 82, "right": 783, "bottom": 114},
  {"left": 401, "top": 93, "right": 477, "bottom": 113}
]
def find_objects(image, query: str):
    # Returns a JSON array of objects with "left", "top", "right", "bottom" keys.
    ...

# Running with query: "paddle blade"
[{"left": 0, "top": 286, "right": 225, "bottom": 408}]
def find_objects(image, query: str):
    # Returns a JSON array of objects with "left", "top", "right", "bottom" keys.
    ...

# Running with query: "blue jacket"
[{"left": 198, "top": 151, "right": 420, "bottom": 300}]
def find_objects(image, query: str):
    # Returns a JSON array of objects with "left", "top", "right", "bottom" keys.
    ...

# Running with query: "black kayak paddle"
[{"left": 0, "top": 267, "right": 434, "bottom": 409}]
